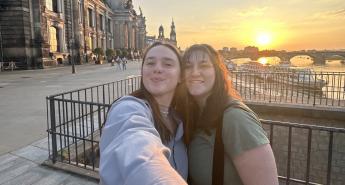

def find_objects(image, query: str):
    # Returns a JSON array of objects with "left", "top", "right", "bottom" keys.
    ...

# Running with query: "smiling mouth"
[
  {"left": 152, "top": 78, "right": 164, "bottom": 82},
  {"left": 189, "top": 80, "right": 203, "bottom": 84}
]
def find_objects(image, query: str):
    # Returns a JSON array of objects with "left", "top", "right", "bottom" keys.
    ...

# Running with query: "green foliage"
[
  {"left": 121, "top": 49, "right": 128, "bottom": 58},
  {"left": 115, "top": 49, "right": 122, "bottom": 57},
  {"left": 93, "top": 48, "right": 104, "bottom": 56},
  {"left": 106, "top": 49, "right": 115, "bottom": 57}
]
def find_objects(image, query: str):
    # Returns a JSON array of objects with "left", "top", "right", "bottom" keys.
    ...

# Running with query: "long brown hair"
[
  {"left": 181, "top": 44, "right": 241, "bottom": 134},
  {"left": 131, "top": 42, "right": 186, "bottom": 144}
]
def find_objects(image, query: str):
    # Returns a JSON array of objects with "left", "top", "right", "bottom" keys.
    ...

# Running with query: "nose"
[
  {"left": 153, "top": 62, "right": 163, "bottom": 73},
  {"left": 190, "top": 65, "right": 200, "bottom": 76}
]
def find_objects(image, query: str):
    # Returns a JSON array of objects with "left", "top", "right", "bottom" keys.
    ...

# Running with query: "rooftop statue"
[
  {"left": 139, "top": 6, "right": 143, "bottom": 16},
  {"left": 124, "top": 0, "right": 133, "bottom": 9}
]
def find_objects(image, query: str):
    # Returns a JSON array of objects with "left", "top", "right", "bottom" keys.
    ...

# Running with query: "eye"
[
  {"left": 164, "top": 63, "right": 173, "bottom": 67},
  {"left": 200, "top": 60, "right": 213, "bottom": 68},
  {"left": 144, "top": 60, "right": 155, "bottom": 66}
]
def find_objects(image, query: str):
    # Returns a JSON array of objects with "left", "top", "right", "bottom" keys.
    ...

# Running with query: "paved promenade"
[
  {"left": 0, "top": 62, "right": 141, "bottom": 155},
  {"left": 0, "top": 62, "right": 141, "bottom": 184}
]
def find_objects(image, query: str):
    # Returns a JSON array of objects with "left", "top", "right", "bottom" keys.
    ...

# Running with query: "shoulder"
[
  {"left": 107, "top": 96, "right": 152, "bottom": 120},
  {"left": 221, "top": 104, "right": 269, "bottom": 157},
  {"left": 223, "top": 104, "right": 260, "bottom": 128},
  {"left": 111, "top": 96, "right": 149, "bottom": 111}
]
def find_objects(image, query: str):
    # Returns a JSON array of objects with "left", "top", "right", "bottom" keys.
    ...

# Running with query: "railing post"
[
  {"left": 49, "top": 97, "right": 58, "bottom": 163},
  {"left": 326, "top": 131, "right": 334, "bottom": 185}
]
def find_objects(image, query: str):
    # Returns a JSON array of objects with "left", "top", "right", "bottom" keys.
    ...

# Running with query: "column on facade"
[
  {"left": 94, "top": 6, "right": 99, "bottom": 49},
  {"left": 126, "top": 22, "right": 131, "bottom": 49},
  {"left": 134, "top": 25, "right": 139, "bottom": 49},
  {"left": 72, "top": 0, "right": 80, "bottom": 50},
  {"left": 58, "top": 25, "right": 65, "bottom": 52},
  {"left": 132, "top": 24, "right": 137, "bottom": 49},
  {"left": 122, "top": 21, "right": 127, "bottom": 49},
  {"left": 113, "top": 21, "right": 120, "bottom": 49},
  {"left": 57, "top": 0, "right": 62, "bottom": 13}
]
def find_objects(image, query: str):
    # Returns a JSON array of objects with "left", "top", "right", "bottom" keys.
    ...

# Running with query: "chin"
[{"left": 189, "top": 91, "right": 204, "bottom": 97}]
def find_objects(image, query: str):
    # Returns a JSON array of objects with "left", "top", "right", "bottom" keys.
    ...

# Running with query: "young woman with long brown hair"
[
  {"left": 100, "top": 42, "right": 188, "bottom": 185},
  {"left": 182, "top": 44, "right": 278, "bottom": 185}
]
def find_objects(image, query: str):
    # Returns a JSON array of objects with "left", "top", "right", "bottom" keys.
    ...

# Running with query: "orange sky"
[{"left": 133, "top": 0, "right": 345, "bottom": 51}]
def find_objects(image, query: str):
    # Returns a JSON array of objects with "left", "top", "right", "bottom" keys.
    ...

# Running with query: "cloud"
[
  {"left": 237, "top": 7, "right": 268, "bottom": 17},
  {"left": 312, "top": 8, "right": 345, "bottom": 19}
]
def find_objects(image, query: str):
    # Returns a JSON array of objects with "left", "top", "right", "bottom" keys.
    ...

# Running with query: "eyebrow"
[
  {"left": 145, "top": 56, "right": 156, "bottom": 60},
  {"left": 161, "top": 57, "right": 175, "bottom": 62},
  {"left": 145, "top": 56, "right": 175, "bottom": 61}
]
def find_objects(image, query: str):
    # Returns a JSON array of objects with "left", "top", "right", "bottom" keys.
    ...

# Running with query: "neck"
[
  {"left": 154, "top": 94, "right": 173, "bottom": 108},
  {"left": 194, "top": 95, "right": 208, "bottom": 111}
]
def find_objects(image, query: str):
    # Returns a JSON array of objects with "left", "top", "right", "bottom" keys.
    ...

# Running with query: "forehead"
[
  {"left": 145, "top": 45, "right": 178, "bottom": 61},
  {"left": 187, "top": 50, "right": 211, "bottom": 62}
]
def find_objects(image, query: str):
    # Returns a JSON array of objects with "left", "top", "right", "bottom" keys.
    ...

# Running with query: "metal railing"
[
  {"left": 261, "top": 120, "right": 345, "bottom": 185},
  {"left": 46, "top": 74, "right": 345, "bottom": 184},
  {"left": 231, "top": 71, "right": 345, "bottom": 107},
  {"left": 46, "top": 75, "right": 141, "bottom": 170}
]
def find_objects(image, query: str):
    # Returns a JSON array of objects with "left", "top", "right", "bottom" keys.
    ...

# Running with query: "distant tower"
[
  {"left": 170, "top": 19, "right": 176, "bottom": 42},
  {"left": 158, "top": 25, "right": 164, "bottom": 40}
]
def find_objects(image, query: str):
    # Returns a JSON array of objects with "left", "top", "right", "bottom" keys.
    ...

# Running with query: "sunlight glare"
[
  {"left": 257, "top": 33, "right": 272, "bottom": 46},
  {"left": 258, "top": 58, "right": 268, "bottom": 65}
]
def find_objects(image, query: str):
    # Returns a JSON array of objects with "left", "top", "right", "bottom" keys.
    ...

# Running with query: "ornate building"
[
  {"left": 0, "top": 0, "right": 146, "bottom": 69},
  {"left": 146, "top": 19, "right": 177, "bottom": 47}
]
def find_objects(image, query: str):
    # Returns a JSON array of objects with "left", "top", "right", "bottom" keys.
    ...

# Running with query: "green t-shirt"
[{"left": 189, "top": 107, "right": 269, "bottom": 185}]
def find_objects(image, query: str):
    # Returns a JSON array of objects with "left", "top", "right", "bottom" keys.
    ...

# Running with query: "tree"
[
  {"left": 106, "top": 49, "right": 115, "bottom": 62},
  {"left": 115, "top": 49, "right": 122, "bottom": 57},
  {"left": 121, "top": 49, "right": 128, "bottom": 58},
  {"left": 93, "top": 48, "right": 104, "bottom": 64}
]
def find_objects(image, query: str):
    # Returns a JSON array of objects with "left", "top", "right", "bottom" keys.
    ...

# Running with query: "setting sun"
[{"left": 256, "top": 33, "right": 272, "bottom": 46}]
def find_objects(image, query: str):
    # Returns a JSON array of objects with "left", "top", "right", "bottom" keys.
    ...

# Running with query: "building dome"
[{"left": 106, "top": 0, "right": 127, "bottom": 10}]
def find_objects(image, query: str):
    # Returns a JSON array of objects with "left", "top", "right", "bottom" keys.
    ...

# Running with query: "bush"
[
  {"left": 93, "top": 48, "right": 104, "bottom": 64},
  {"left": 115, "top": 49, "right": 122, "bottom": 57},
  {"left": 106, "top": 49, "right": 115, "bottom": 58},
  {"left": 93, "top": 48, "right": 104, "bottom": 56}
]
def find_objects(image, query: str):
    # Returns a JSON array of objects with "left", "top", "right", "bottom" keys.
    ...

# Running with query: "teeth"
[{"left": 190, "top": 80, "right": 203, "bottom": 84}]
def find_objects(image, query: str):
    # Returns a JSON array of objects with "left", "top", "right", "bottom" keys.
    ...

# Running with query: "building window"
[
  {"left": 49, "top": 26, "right": 59, "bottom": 52},
  {"left": 102, "top": 38, "right": 105, "bottom": 49},
  {"left": 99, "top": 14, "right": 104, "bottom": 31},
  {"left": 46, "top": 0, "right": 58, "bottom": 12},
  {"left": 88, "top": 36, "right": 92, "bottom": 50},
  {"left": 88, "top": 8, "right": 93, "bottom": 27},
  {"left": 92, "top": 37, "right": 96, "bottom": 50},
  {"left": 78, "top": 1, "right": 83, "bottom": 23},
  {"left": 107, "top": 18, "right": 111, "bottom": 33}
]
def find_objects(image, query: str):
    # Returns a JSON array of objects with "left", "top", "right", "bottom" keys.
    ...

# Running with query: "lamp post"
[
  {"left": 70, "top": 1, "right": 76, "bottom": 74},
  {"left": 69, "top": 40, "right": 76, "bottom": 74},
  {"left": 0, "top": 22, "right": 4, "bottom": 72}
]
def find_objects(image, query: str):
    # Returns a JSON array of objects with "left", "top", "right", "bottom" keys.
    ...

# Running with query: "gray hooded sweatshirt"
[{"left": 100, "top": 96, "right": 188, "bottom": 185}]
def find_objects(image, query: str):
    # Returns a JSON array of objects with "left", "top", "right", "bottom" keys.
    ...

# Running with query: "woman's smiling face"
[{"left": 184, "top": 50, "right": 215, "bottom": 102}]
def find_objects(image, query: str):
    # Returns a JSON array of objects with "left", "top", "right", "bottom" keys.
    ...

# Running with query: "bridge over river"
[{"left": 223, "top": 50, "right": 345, "bottom": 65}]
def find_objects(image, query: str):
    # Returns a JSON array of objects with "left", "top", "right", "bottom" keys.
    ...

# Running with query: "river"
[
  {"left": 231, "top": 57, "right": 345, "bottom": 101},
  {"left": 231, "top": 56, "right": 345, "bottom": 72}
]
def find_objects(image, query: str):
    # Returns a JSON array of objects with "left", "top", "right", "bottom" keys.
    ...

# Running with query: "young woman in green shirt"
[{"left": 181, "top": 44, "right": 279, "bottom": 185}]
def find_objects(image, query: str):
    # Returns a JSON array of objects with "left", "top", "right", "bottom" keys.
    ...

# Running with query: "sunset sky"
[{"left": 132, "top": 0, "right": 345, "bottom": 51}]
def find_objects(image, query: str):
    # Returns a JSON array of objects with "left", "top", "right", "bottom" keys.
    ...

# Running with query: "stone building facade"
[
  {"left": 146, "top": 20, "right": 177, "bottom": 47},
  {"left": 0, "top": 0, "right": 146, "bottom": 69}
]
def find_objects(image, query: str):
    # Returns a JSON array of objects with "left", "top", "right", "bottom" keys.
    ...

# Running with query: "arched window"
[
  {"left": 46, "top": 0, "right": 58, "bottom": 12},
  {"left": 49, "top": 26, "right": 59, "bottom": 52},
  {"left": 87, "top": 36, "right": 92, "bottom": 50}
]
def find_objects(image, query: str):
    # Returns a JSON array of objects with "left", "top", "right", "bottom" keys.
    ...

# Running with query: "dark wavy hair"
[
  {"left": 181, "top": 44, "right": 241, "bottom": 135},
  {"left": 131, "top": 42, "right": 186, "bottom": 143}
]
